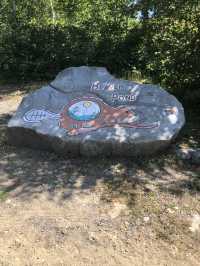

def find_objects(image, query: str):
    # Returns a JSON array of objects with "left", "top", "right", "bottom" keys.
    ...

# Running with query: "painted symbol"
[
  {"left": 23, "top": 95, "right": 160, "bottom": 136},
  {"left": 68, "top": 101, "right": 100, "bottom": 121},
  {"left": 164, "top": 107, "right": 178, "bottom": 125},
  {"left": 23, "top": 109, "right": 60, "bottom": 123},
  {"left": 60, "top": 96, "right": 159, "bottom": 136}
]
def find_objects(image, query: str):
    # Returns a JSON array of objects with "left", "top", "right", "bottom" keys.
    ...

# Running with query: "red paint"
[{"left": 60, "top": 95, "right": 158, "bottom": 136}]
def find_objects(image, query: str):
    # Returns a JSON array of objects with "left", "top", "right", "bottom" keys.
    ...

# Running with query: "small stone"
[
  {"left": 144, "top": 183, "right": 157, "bottom": 192},
  {"left": 191, "top": 149, "right": 200, "bottom": 165},
  {"left": 88, "top": 232, "right": 97, "bottom": 242},
  {"left": 167, "top": 208, "right": 175, "bottom": 214},
  {"left": 189, "top": 214, "right": 200, "bottom": 233},
  {"left": 143, "top": 216, "right": 150, "bottom": 223},
  {"left": 176, "top": 147, "right": 194, "bottom": 160}
]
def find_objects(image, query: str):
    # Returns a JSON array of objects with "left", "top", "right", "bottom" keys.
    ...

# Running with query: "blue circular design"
[{"left": 68, "top": 101, "right": 101, "bottom": 121}]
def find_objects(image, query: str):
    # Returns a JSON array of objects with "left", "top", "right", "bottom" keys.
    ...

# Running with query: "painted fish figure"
[{"left": 23, "top": 109, "right": 60, "bottom": 123}]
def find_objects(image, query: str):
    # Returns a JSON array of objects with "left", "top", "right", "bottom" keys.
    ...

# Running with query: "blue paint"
[{"left": 68, "top": 101, "right": 100, "bottom": 121}]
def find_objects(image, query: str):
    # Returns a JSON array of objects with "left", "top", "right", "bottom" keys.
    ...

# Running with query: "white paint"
[
  {"left": 23, "top": 109, "right": 60, "bottom": 123},
  {"left": 165, "top": 107, "right": 179, "bottom": 124},
  {"left": 168, "top": 114, "right": 178, "bottom": 124},
  {"left": 112, "top": 93, "right": 136, "bottom": 102}
]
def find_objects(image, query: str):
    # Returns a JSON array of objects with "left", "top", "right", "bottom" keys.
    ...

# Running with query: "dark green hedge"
[{"left": 0, "top": 1, "right": 199, "bottom": 105}]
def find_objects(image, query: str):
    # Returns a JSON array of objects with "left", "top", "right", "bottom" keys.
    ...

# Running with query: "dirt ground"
[{"left": 0, "top": 84, "right": 200, "bottom": 266}]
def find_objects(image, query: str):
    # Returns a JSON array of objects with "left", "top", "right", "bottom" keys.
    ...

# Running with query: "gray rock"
[
  {"left": 7, "top": 66, "right": 185, "bottom": 157},
  {"left": 191, "top": 149, "right": 200, "bottom": 165},
  {"left": 176, "top": 147, "right": 194, "bottom": 160},
  {"left": 176, "top": 147, "right": 200, "bottom": 165}
]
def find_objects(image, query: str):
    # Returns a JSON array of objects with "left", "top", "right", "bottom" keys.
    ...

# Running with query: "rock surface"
[
  {"left": 176, "top": 147, "right": 200, "bottom": 165},
  {"left": 7, "top": 66, "right": 185, "bottom": 157}
]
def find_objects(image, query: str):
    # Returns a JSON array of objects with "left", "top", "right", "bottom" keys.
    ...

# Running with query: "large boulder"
[{"left": 7, "top": 66, "right": 185, "bottom": 157}]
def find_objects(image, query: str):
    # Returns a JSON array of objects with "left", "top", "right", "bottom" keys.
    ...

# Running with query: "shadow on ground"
[
  {"left": 0, "top": 110, "right": 199, "bottom": 206},
  {"left": 0, "top": 82, "right": 48, "bottom": 96}
]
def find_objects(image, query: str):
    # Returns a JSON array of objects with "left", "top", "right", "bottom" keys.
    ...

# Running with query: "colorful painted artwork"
[
  {"left": 60, "top": 96, "right": 159, "bottom": 135},
  {"left": 23, "top": 95, "right": 160, "bottom": 136},
  {"left": 68, "top": 100, "right": 101, "bottom": 121}
]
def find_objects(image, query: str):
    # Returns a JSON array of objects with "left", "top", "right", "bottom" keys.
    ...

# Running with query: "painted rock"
[{"left": 7, "top": 66, "right": 185, "bottom": 157}]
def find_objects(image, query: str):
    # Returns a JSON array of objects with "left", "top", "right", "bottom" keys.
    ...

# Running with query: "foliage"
[
  {"left": 0, "top": 0, "right": 199, "bottom": 105},
  {"left": 131, "top": 0, "right": 200, "bottom": 104},
  {"left": 0, "top": 0, "right": 129, "bottom": 80}
]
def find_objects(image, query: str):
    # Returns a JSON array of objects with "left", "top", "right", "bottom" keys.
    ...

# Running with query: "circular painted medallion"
[{"left": 68, "top": 101, "right": 101, "bottom": 121}]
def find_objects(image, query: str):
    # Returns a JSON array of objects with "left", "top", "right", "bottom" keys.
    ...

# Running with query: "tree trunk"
[{"left": 49, "top": 0, "right": 56, "bottom": 25}]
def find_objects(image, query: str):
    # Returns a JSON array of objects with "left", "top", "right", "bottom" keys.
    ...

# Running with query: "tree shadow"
[
  {"left": 179, "top": 108, "right": 200, "bottom": 149},
  {"left": 0, "top": 82, "right": 48, "bottom": 97},
  {"left": 0, "top": 111, "right": 199, "bottom": 206}
]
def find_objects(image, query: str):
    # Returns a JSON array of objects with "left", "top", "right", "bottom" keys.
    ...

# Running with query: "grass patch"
[{"left": 0, "top": 190, "right": 8, "bottom": 201}]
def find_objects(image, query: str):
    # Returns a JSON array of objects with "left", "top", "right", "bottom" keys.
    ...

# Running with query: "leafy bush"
[
  {"left": 0, "top": 0, "right": 199, "bottom": 106},
  {"left": 137, "top": 16, "right": 200, "bottom": 102}
]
